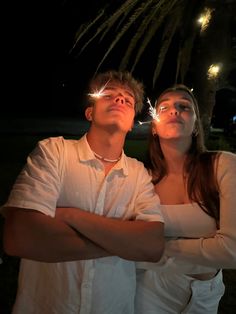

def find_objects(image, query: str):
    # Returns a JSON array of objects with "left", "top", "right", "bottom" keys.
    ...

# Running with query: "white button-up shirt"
[{"left": 4, "top": 134, "right": 163, "bottom": 314}]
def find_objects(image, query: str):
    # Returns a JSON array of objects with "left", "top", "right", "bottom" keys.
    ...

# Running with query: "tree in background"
[{"left": 69, "top": 0, "right": 236, "bottom": 137}]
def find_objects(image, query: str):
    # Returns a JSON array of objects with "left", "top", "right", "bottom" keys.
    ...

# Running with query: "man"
[{"left": 2, "top": 70, "right": 164, "bottom": 314}]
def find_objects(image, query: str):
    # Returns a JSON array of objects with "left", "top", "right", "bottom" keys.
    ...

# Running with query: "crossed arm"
[
  {"left": 3, "top": 206, "right": 164, "bottom": 263},
  {"left": 3, "top": 207, "right": 110, "bottom": 262},
  {"left": 56, "top": 207, "right": 164, "bottom": 262}
]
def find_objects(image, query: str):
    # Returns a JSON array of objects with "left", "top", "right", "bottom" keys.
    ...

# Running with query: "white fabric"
[
  {"left": 136, "top": 151, "right": 236, "bottom": 313},
  {"left": 165, "top": 151, "right": 236, "bottom": 270},
  {"left": 3, "top": 134, "right": 163, "bottom": 314},
  {"left": 137, "top": 202, "right": 218, "bottom": 275},
  {"left": 135, "top": 269, "right": 225, "bottom": 314}
]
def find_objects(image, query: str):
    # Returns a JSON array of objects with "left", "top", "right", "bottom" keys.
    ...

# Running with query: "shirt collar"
[
  {"left": 78, "top": 133, "right": 96, "bottom": 162},
  {"left": 77, "top": 133, "right": 129, "bottom": 176}
]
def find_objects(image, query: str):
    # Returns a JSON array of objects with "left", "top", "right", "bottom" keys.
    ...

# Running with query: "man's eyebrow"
[{"left": 104, "top": 86, "right": 135, "bottom": 99}]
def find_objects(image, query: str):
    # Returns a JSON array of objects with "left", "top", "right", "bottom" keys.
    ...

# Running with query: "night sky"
[
  {"left": 6, "top": 1, "right": 179, "bottom": 119},
  {"left": 6, "top": 1, "right": 236, "bottom": 124},
  {"left": 7, "top": 1, "right": 97, "bottom": 118},
  {"left": 50, "top": 1, "right": 176, "bottom": 119}
]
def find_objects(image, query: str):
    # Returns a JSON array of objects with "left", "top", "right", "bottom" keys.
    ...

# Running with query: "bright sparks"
[
  {"left": 138, "top": 121, "right": 151, "bottom": 125},
  {"left": 87, "top": 80, "right": 110, "bottom": 99},
  {"left": 207, "top": 63, "right": 222, "bottom": 80},
  {"left": 198, "top": 8, "right": 214, "bottom": 32},
  {"left": 147, "top": 98, "right": 159, "bottom": 121},
  {"left": 138, "top": 98, "right": 160, "bottom": 125}
]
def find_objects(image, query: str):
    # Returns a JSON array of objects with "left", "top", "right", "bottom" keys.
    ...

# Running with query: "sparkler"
[
  {"left": 138, "top": 98, "right": 160, "bottom": 125},
  {"left": 138, "top": 120, "right": 151, "bottom": 125},
  {"left": 88, "top": 80, "right": 110, "bottom": 99},
  {"left": 147, "top": 98, "right": 159, "bottom": 121}
]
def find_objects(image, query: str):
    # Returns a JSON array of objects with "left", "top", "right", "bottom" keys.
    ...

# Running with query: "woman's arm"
[{"left": 165, "top": 152, "right": 236, "bottom": 269}]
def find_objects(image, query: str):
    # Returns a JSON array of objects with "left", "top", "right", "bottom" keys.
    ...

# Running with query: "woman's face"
[{"left": 152, "top": 90, "right": 197, "bottom": 140}]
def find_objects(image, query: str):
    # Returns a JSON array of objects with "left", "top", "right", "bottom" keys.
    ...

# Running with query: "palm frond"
[
  {"left": 100, "top": 0, "right": 141, "bottom": 42},
  {"left": 95, "top": 1, "right": 156, "bottom": 73},
  {"left": 70, "top": 9, "right": 106, "bottom": 54},
  {"left": 153, "top": 2, "right": 184, "bottom": 86},
  {"left": 72, "top": 0, "right": 140, "bottom": 55},
  {"left": 120, "top": 0, "right": 168, "bottom": 70},
  {"left": 130, "top": 0, "right": 180, "bottom": 73},
  {"left": 69, "top": 0, "right": 204, "bottom": 87}
]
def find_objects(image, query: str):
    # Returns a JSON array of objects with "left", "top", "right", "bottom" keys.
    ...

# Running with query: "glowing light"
[
  {"left": 138, "top": 98, "right": 160, "bottom": 125},
  {"left": 138, "top": 120, "right": 151, "bottom": 125},
  {"left": 207, "top": 63, "right": 222, "bottom": 80},
  {"left": 88, "top": 80, "right": 110, "bottom": 99},
  {"left": 197, "top": 8, "right": 214, "bottom": 32},
  {"left": 147, "top": 98, "right": 159, "bottom": 121}
]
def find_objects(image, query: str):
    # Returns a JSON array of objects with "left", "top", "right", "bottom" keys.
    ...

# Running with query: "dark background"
[
  {"left": 7, "top": 1, "right": 123, "bottom": 118},
  {"left": 7, "top": 0, "right": 235, "bottom": 124}
]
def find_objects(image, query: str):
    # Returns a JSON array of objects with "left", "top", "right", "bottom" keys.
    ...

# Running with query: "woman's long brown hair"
[{"left": 146, "top": 85, "right": 220, "bottom": 224}]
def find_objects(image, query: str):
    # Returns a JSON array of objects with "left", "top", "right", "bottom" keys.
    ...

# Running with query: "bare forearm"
[
  {"left": 59, "top": 208, "right": 164, "bottom": 262},
  {"left": 3, "top": 207, "right": 110, "bottom": 262}
]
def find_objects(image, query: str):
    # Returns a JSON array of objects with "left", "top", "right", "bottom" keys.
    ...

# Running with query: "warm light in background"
[
  {"left": 207, "top": 63, "right": 222, "bottom": 80},
  {"left": 198, "top": 8, "right": 214, "bottom": 32}
]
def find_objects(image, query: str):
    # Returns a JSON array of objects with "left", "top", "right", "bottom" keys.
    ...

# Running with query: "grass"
[{"left": 0, "top": 130, "right": 235, "bottom": 313}]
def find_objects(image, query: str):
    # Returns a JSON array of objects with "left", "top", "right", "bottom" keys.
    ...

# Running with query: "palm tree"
[
  {"left": 69, "top": 0, "right": 236, "bottom": 136},
  {"left": 189, "top": 1, "right": 234, "bottom": 136}
]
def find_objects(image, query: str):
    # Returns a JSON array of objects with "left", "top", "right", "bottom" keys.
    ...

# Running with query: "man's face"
[{"left": 85, "top": 84, "right": 136, "bottom": 133}]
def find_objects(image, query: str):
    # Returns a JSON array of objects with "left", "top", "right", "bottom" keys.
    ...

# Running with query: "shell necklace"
[{"left": 92, "top": 151, "right": 121, "bottom": 163}]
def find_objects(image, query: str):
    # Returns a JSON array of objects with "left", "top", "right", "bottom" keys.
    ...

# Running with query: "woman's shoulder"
[
  {"left": 214, "top": 151, "right": 236, "bottom": 180},
  {"left": 201, "top": 150, "right": 236, "bottom": 163},
  {"left": 217, "top": 150, "right": 236, "bottom": 164}
]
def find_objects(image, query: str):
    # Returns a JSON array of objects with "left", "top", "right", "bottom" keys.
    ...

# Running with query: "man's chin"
[{"left": 105, "top": 122, "right": 128, "bottom": 134}]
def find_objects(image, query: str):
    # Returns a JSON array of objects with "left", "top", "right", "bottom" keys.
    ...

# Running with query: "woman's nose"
[{"left": 169, "top": 107, "right": 179, "bottom": 115}]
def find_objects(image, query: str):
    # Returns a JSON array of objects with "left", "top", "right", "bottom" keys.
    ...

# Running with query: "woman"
[{"left": 135, "top": 85, "right": 236, "bottom": 313}]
